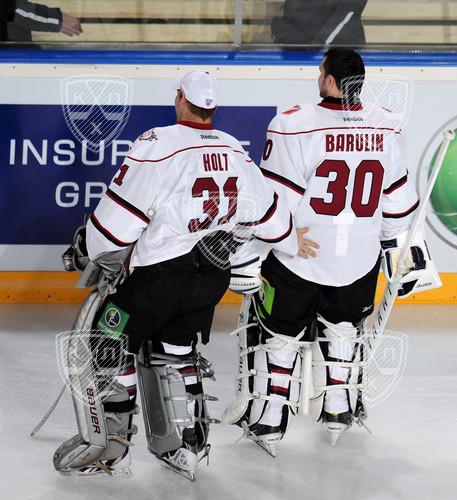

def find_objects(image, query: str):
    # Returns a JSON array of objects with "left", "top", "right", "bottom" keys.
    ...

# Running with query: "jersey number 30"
[
  {"left": 188, "top": 177, "right": 238, "bottom": 232},
  {"left": 310, "top": 159, "right": 384, "bottom": 217}
]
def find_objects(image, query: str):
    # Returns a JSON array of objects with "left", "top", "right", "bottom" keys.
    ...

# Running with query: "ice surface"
[{"left": 1, "top": 303, "right": 456, "bottom": 500}]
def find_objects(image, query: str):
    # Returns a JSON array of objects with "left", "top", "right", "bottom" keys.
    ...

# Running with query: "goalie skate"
[
  {"left": 322, "top": 411, "right": 353, "bottom": 447},
  {"left": 62, "top": 450, "right": 133, "bottom": 478},
  {"left": 240, "top": 421, "right": 280, "bottom": 458},
  {"left": 155, "top": 445, "right": 199, "bottom": 482}
]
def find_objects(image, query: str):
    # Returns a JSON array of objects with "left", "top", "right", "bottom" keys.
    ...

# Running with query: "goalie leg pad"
[
  {"left": 137, "top": 342, "right": 218, "bottom": 459},
  {"left": 54, "top": 292, "right": 138, "bottom": 474},
  {"left": 54, "top": 380, "right": 138, "bottom": 474},
  {"left": 312, "top": 316, "right": 365, "bottom": 419},
  {"left": 249, "top": 335, "right": 302, "bottom": 430},
  {"left": 223, "top": 296, "right": 315, "bottom": 439}
]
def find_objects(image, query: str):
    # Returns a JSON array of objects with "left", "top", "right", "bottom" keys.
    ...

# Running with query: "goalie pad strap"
[{"left": 104, "top": 398, "right": 136, "bottom": 414}]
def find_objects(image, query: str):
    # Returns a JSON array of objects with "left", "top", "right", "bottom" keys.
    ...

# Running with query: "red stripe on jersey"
[
  {"left": 106, "top": 189, "right": 150, "bottom": 224},
  {"left": 329, "top": 378, "right": 345, "bottom": 385},
  {"left": 179, "top": 367, "right": 196, "bottom": 374},
  {"left": 282, "top": 105, "right": 301, "bottom": 115},
  {"left": 260, "top": 167, "right": 306, "bottom": 195},
  {"left": 318, "top": 102, "right": 363, "bottom": 111},
  {"left": 238, "top": 192, "right": 278, "bottom": 227},
  {"left": 232, "top": 150, "right": 253, "bottom": 163},
  {"left": 177, "top": 121, "right": 213, "bottom": 130},
  {"left": 383, "top": 200, "right": 419, "bottom": 219},
  {"left": 270, "top": 385, "right": 289, "bottom": 394},
  {"left": 267, "top": 126, "right": 400, "bottom": 136},
  {"left": 118, "top": 367, "right": 136, "bottom": 377},
  {"left": 271, "top": 367, "right": 291, "bottom": 375},
  {"left": 90, "top": 213, "right": 133, "bottom": 247},
  {"left": 256, "top": 213, "right": 293, "bottom": 244},
  {"left": 383, "top": 174, "right": 408, "bottom": 195},
  {"left": 128, "top": 144, "right": 232, "bottom": 163}
]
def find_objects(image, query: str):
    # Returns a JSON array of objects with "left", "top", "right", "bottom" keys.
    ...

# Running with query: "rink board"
[
  {"left": 0, "top": 271, "right": 456, "bottom": 304},
  {"left": 0, "top": 50, "right": 456, "bottom": 303}
]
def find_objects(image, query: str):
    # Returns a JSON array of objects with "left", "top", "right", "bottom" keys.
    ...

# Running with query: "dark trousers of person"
[
  {"left": 96, "top": 246, "right": 231, "bottom": 354},
  {"left": 256, "top": 252, "right": 381, "bottom": 339}
]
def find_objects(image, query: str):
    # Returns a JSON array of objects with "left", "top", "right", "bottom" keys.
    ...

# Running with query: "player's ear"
[
  {"left": 176, "top": 88, "right": 186, "bottom": 104},
  {"left": 327, "top": 73, "right": 337, "bottom": 89}
]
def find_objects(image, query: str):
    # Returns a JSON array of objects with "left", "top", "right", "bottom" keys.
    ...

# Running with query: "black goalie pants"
[
  {"left": 256, "top": 252, "right": 382, "bottom": 337},
  {"left": 96, "top": 246, "right": 231, "bottom": 353}
]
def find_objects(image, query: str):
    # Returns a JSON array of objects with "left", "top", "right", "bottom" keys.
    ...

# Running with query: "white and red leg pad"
[{"left": 311, "top": 316, "right": 365, "bottom": 419}]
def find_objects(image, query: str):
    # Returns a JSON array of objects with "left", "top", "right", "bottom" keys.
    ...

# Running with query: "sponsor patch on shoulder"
[
  {"left": 282, "top": 105, "right": 301, "bottom": 115},
  {"left": 138, "top": 129, "right": 158, "bottom": 141}
]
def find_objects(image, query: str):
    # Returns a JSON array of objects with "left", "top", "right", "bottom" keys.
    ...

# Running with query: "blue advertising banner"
[{"left": 1, "top": 105, "right": 275, "bottom": 245}]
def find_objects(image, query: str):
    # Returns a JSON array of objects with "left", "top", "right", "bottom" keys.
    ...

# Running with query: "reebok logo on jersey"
[
  {"left": 201, "top": 134, "right": 219, "bottom": 140},
  {"left": 343, "top": 116, "right": 363, "bottom": 122}
]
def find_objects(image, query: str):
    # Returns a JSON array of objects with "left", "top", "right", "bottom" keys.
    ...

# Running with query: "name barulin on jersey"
[{"left": 326, "top": 133, "right": 384, "bottom": 152}]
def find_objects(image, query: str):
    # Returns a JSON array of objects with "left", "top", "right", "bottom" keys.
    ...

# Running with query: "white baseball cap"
[{"left": 177, "top": 71, "right": 217, "bottom": 109}]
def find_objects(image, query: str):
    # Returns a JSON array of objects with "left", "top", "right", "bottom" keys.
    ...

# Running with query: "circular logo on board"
[
  {"left": 417, "top": 120, "right": 457, "bottom": 250},
  {"left": 105, "top": 307, "right": 121, "bottom": 328}
]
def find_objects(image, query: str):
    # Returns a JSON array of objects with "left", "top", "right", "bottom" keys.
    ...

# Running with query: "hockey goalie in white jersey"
[
  {"left": 53, "top": 71, "right": 315, "bottom": 481},
  {"left": 223, "top": 48, "right": 440, "bottom": 454}
]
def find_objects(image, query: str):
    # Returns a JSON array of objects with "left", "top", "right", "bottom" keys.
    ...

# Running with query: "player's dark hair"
[
  {"left": 323, "top": 48, "right": 365, "bottom": 104},
  {"left": 188, "top": 102, "right": 216, "bottom": 121}
]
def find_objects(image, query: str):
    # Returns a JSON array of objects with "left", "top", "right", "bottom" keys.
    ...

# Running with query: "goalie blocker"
[{"left": 381, "top": 229, "right": 441, "bottom": 298}]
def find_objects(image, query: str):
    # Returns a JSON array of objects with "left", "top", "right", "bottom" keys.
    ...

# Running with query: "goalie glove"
[
  {"left": 76, "top": 246, "right": 134, "bottom": 297},
  {"left": 62, "top": 225, "right": 89, "bottom": 272},
  {"left": 229, "top": 255, "right": 262, "bottom": 295},
  {"left": 381, "top": 230, "right": 442, "bottom": 298}
]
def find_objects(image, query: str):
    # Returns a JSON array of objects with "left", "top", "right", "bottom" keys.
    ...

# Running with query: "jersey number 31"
[{"left": 188, "top": 177, "right": 238, "bottom": 232}]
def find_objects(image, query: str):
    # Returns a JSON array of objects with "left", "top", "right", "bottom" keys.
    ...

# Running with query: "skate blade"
[
  {"left": 330, "top": 431, "right": 342, "bottom": 447},
  {"left": 156, "top": 455, "right": 196, "bottom": 482},
  {"left": 59, "top": 465, "right": 132, "bottom": 478},
  {"left": 324, "top": 424, "right": 348, "bottom": 447},
  {"left": 246, "top": 432, "right": 278, "bottom": 458}
]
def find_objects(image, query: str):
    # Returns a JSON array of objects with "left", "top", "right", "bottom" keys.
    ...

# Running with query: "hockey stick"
[
  {"left": 368, "top": 129, "right": 455, "bottom": 347},
  {"left": 30, "top": 385, "right": 66, "bottom": 437},
  {"left": 30, "top": 289, "right": 102, "bottom": 437}
]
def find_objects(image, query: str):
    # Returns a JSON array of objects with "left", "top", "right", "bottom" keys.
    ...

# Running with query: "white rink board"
[{"left": 0, "top": 63, "right": 456, "bottom": 271}]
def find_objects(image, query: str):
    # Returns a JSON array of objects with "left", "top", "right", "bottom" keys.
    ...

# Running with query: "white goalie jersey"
[
  {"left": 260, "top": 99, "right": 419, "bottom": 286},
  {"left": 86, "top": 121, "right": 298, "bottom": 266}
]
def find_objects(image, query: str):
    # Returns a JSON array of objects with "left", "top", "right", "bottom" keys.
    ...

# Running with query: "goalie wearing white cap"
[{"left": 53, "top": 70, "right": 315, "bottom": 481}]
